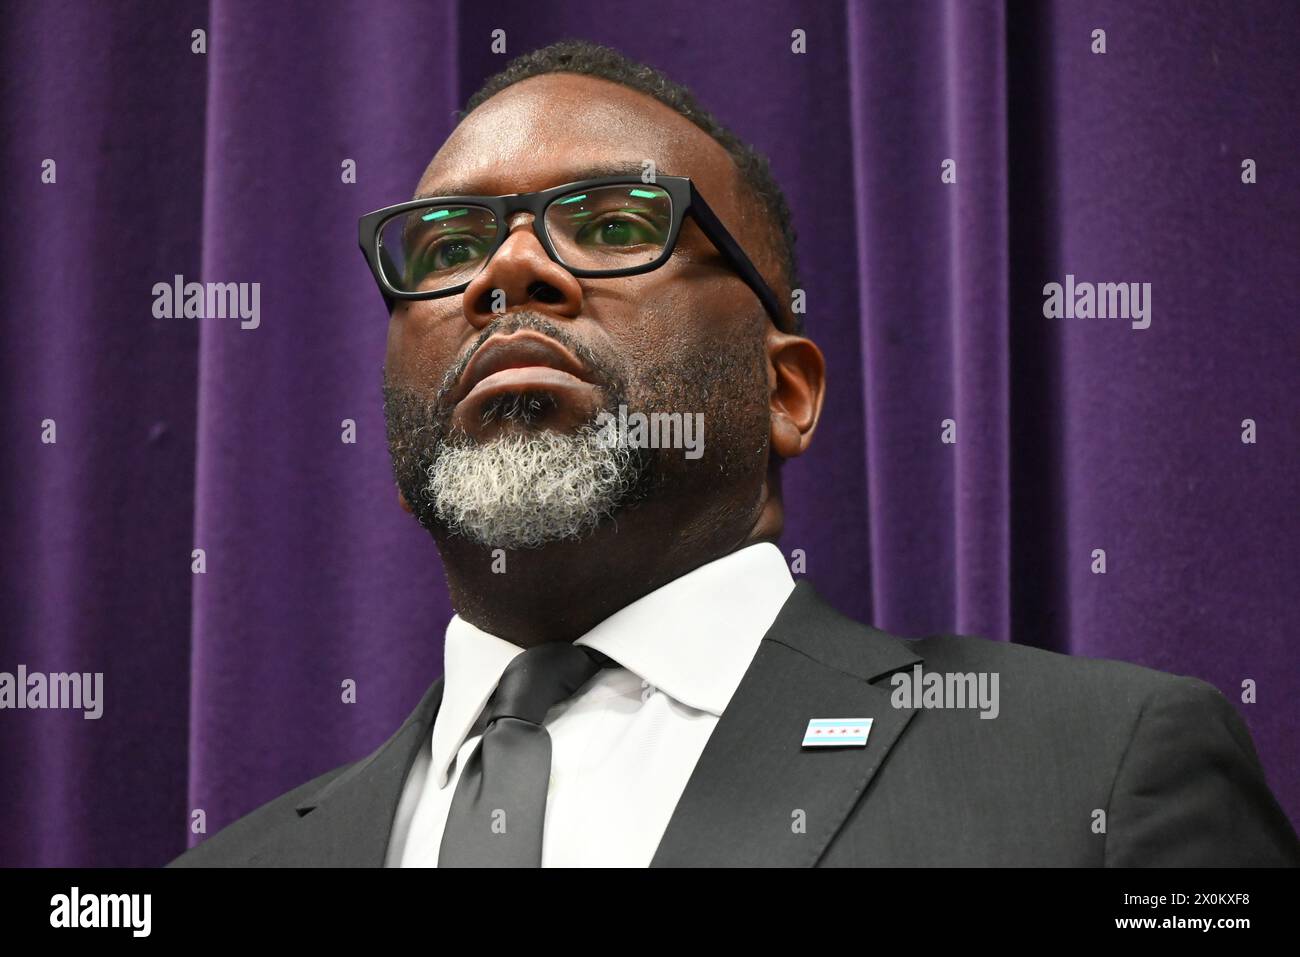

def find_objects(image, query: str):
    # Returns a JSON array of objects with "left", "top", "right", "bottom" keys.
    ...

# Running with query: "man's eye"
[
  {"left": 576, "top": 215, "right": 662, "bottom": 247},
  {"left": 420, "top": 235, "right": 488, "bottom": 271}
]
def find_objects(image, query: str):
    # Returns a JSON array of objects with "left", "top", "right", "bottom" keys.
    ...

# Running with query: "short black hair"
[{"left": 459, "top": 39, "right": 801, "bottom": 332}]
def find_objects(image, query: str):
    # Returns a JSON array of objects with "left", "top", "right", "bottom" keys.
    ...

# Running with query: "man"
[{"left": 170, "top": 41, "right": 1299, "bottom": 867}]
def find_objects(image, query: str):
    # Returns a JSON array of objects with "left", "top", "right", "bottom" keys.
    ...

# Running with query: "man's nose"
[{"left": 461, "top": 212, "right": 584, "bottom": 329}]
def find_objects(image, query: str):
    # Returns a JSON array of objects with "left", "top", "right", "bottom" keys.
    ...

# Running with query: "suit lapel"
[
  {"left": 250, "top": 677, "right": 445, "bottom": 867},
  {"left": 650, "top": 581, "right": 922, "bottom": 867}
]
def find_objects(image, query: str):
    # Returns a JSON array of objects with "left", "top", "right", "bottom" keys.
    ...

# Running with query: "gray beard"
[
  {"left": 424, "top": 419, "right": 647, "bottom": 550},
  {"left": 385, "top": 311, "right": 769, "bottom": 553}
]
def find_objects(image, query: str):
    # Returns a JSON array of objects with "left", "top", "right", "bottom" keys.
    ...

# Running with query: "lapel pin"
[{"left": 802, "top": 718, "right": 873, "bottom": 748}]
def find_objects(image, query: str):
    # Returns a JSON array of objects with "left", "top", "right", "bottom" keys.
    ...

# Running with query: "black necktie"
[{"left": 437, "top": 642, "right": 611, "bottom": 867}]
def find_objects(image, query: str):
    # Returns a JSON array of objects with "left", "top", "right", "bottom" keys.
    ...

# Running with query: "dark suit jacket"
[{"left": 169, "top": 581, "right": 1300, "bottom": 866}]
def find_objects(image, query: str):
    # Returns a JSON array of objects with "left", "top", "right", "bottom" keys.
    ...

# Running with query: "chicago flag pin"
[{"left": 802, "top": 718, "right": 873, "bottom": 748}]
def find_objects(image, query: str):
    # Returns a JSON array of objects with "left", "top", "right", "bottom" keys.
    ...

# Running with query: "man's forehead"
[
  {"left": 415, "top": 158, "right": 655, "bottom": 200},
  {"left": 415, "top": 73, "right": 737, "bottom": 201}
]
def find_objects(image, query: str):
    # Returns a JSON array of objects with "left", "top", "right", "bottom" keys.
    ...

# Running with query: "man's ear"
[
  {"left": 398, "top": 489, "right": 414, "bottom": 514},
  {"left": 767, "top": 329, "right": 826, "bottom": 459}
]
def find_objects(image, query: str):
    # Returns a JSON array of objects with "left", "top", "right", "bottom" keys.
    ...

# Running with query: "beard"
[
  {"left": 418, "top": 418, "right": 646, "bottom": 549},
  {"left": 383, "top": 312, "right": 769, "bottom": 551}
]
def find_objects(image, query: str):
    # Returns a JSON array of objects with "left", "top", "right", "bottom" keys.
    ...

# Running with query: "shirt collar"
[
  {"left": 573, "top": 542, "right": 794, "bottom": 714},
  {"left": 429, "top": 542, "right": 795, "bottom": 788}
]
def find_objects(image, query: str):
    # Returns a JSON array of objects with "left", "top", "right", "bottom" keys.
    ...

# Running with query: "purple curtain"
[{"left": 2, "top": 0, "right": 1296, "bottom": 866}]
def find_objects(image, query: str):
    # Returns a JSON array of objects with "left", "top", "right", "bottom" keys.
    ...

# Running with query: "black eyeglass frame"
[{"left": 357, "top": 174, "right": 792, "bottom": 332}]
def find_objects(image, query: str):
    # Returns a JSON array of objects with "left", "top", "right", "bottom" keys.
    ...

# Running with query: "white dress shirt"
[{"left": 386, "top": 541, "right": 795, "bottom": 867}]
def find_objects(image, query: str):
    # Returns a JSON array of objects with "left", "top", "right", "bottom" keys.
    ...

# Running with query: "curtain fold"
[
  {"left": 1, "top": 0, "right": 1295, "bottom": 866},
  {"left": 848, "top": 0, "right": 1012, "bottom": 641}
]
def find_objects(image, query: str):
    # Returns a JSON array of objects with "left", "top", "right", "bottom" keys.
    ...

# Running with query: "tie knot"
[{"left": 484, "top": 642, "right": 611, "bottom": 726}]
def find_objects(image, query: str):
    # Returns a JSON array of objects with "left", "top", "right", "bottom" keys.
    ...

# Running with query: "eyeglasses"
[{"left": 357, "top": 175, "right": 791, "bottom": 331}]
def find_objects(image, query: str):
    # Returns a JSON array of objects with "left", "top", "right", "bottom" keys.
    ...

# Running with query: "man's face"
[{"left": 383, "top": 73, "right": 778, "bottom": 550}]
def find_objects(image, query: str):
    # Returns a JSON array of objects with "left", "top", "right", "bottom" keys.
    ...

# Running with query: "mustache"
[{"left": 432, "top": 313, "right": 622, "bottom": 414}]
